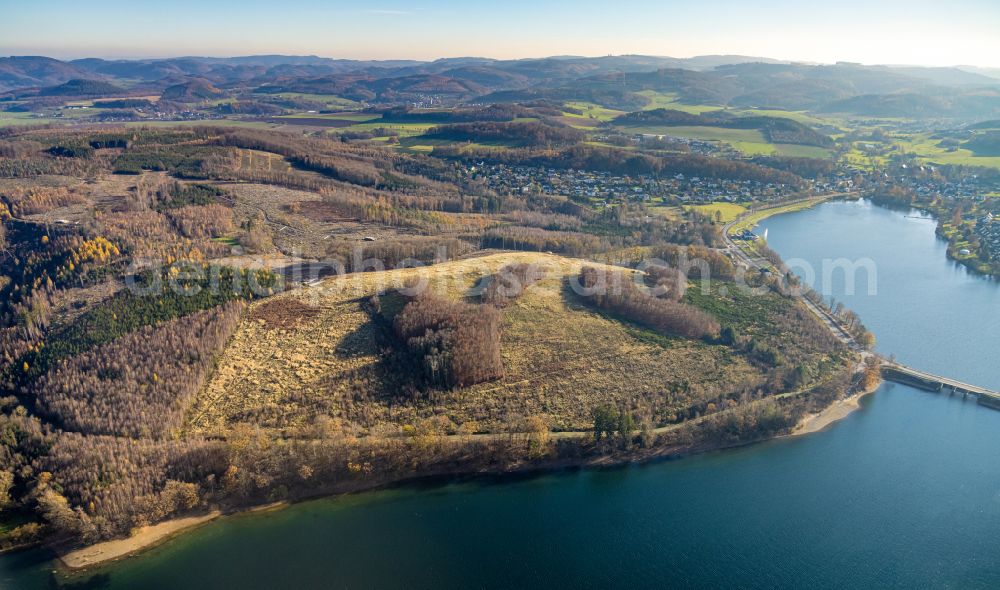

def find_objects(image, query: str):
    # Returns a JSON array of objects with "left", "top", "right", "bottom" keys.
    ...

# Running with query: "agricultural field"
[
  {"left": 893, "top": 133, "right": 1000, "bottom": 170},
  {"left": 842, "top": 133, "right": 1000, "bottom": 170},
  {"left": 732, "top": 108, "right": 842, "bottom": 128},
  {"left": 616, "top": 124, "right": 832, "bottom": 158},
  {"left": 636, "top": 91, "right": 722, "bottom": 115},
  {"left": 0, "top": 111, "right": 56, "bottom": 126},
  {"left": 563, "top": 102, "right": 626, "bottom": 122},
  {"left": 342, "top": 121, "right": 437, "bottom": 137}
]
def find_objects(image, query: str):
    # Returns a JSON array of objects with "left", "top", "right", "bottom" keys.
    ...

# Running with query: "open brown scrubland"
[
  {"left": 0, "top": 124, "right": 859, "bottom": 553},
  {"left": 190, "top": 252, "right": 846, "bottom": 436}
]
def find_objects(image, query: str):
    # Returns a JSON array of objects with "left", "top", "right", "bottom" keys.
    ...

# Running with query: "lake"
[{"left": 3, "top": 199, "right": 1000, "bottom": 589}]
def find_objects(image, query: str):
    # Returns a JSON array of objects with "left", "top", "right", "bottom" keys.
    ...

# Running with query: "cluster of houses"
[
  {"left": 53, "top": 105, "right": 219, "bottom": 124},
  {"left": 637, "top": 133, "right": 720, "bottom": 156},
  {"left": 587, "top": 133, "right": 721, "bottom": 157},
  {"left": 976, "top": 213, "right": 1000, "bottom": 261},
  {"left": 878, "top": 165, "right": 996, "bottom": 202},
  {"left": 462, "top": 163, "right": 797, "bottom": 206}
]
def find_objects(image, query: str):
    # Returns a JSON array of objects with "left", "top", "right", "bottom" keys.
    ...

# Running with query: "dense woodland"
[
  {"left": 391, "top": 291, "right": 504, "bottom": 388},
  {"left": 36, "top": 303, "right": 244, "bottom": 438},
  {"left": 578, "top": 266, "right": 721, "bottom": 340}
]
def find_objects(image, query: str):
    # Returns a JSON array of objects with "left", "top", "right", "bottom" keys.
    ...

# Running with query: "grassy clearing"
[
  {"left": 636, "top": 91, "right": 722, "bottom": 114},
  {"left": 396, "top": 136, "right": 454, "bottom": 153},
  {"left": 563, "top": 102, "right": 626, "bottom": 122},
  {"left": 686, "top": 202, "right": 747, "bottom": 223},
  {"left": 52, "top": 108, "right": 114, "bottom": 120},
  {"left": 0, "top": 112, "right": 59, "bottom": 127},
  {"left": 843, "top": 145, "right": 890, "bottom": 169},
  {"left": 237, "top": 149, "right": 291, "bottom": 173},
  {"left": 646, "top": 205, "right": 684, "bottom": 221},
  {"left": 557, "top": 115, "right": 602, "bottom": 129}
]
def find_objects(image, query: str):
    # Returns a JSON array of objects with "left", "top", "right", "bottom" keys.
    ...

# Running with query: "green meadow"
[
  {"left": 620, "top": 124, "right": 832, "bottom": 158},
  {"left": 894, "top": 133, "right": 1000, "bottom": 169},
  {"left": 563, "top": 102, "right": 626, "bottom": 122},
  {"left": 685, "top": 202, "right": 748, "bottom": 222},
  {"left": 636, "top": 91, "right": 722, "bottom": 114},
  {"left": 0, "top": 112, "right": 58, "bottom": 126}
]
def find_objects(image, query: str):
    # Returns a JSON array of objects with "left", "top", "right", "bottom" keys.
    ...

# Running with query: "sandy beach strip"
[
  {"left": 792, "top": 380, "right": 880, "bottom": 437},
  {"left": 59, "top": 511, "right": 221, "bottom": 571}
]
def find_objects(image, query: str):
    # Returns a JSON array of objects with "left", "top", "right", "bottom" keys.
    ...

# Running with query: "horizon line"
[{"left": 0, "top": 51, "right": 997, "bottom": 71}]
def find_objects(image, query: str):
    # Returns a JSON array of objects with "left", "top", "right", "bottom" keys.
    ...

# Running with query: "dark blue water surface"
[{"left": 3, "top": 199, "right": 1000, "bottom": 589}]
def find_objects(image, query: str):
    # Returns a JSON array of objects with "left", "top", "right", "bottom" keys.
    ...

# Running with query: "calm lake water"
[{"left": 4, "top": 199, "right": 1000, "bottom": 589}]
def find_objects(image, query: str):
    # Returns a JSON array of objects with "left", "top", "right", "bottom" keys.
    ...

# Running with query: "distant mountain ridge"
[
  {"left": 2, "top": 53, "right": 999, "bottom": 120},
  {"left": 0, "top": 53, "right": 845, "bottom": 93}
]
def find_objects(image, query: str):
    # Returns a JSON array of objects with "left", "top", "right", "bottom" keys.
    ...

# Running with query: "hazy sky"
[{"left": 4, "top": 0, "right": 1000, "bottom": 67}]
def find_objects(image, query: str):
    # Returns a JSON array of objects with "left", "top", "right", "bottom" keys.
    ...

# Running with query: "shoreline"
[
  {"left": 728, "top": 193, "right": 846, "bottom": 235},
  {"left": 59, "top": 511, "right": 221, "bottom": 571},
  {"left": 871, "top": 199, "right": 998, "bottom": 280},
  {"left": 55, "top": 385, "right": 869, "bottom": 573},
  {"left": 791, "top": 378, "right": 881, "bottom": 437}
]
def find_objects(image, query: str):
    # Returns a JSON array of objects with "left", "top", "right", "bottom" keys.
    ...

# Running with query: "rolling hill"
[
  {"left": 0, "top": 56, "right": 102, "bottom": 92},
  {"left": 37, "top": 78, "right": 125, "bottom": 97},
  {"left": 160, "top": 78, "right": 225, "bottom": 102}
]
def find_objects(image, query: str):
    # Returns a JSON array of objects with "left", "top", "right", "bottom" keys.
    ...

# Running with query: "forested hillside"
[{"left": 0, "top": 122, "right": 858, "bottom": 555}]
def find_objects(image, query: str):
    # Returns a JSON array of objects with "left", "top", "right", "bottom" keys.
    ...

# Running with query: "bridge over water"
[{"left": 881, "top": 364, "right": 1000, "bottom": 409}]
